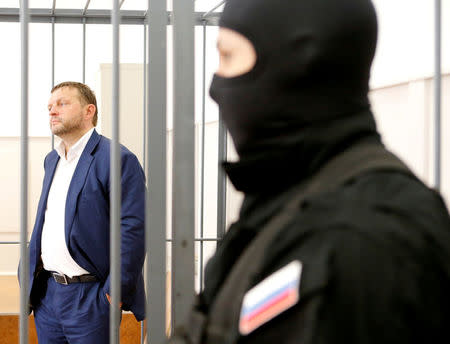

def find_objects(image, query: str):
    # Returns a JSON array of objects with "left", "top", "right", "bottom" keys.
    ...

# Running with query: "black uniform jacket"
[{"left": 196, "top": 143, "right": 450, "bottom": 344}]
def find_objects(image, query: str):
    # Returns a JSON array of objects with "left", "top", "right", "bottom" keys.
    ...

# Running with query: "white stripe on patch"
[{"left": 239, "top": 260, "right": 302, "bottom": 335}]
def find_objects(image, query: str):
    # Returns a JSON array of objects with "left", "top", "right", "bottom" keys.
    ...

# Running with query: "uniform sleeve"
[{"left": 243, "top": 229, "right": 421, "bottom": 344}]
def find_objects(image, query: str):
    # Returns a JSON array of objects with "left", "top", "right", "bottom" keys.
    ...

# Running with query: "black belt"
[{"left": 50, "top": 271, "right": 98, "bottom": 285}]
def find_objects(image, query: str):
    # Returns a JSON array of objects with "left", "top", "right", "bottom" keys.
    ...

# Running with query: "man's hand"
[{"left": 105, "top": 293, "right": 123, "bottom": 308}]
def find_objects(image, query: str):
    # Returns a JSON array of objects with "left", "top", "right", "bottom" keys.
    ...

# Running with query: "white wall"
[
  {"left": 371, "top": 0, "right": 450, "bottom": 88},
  {"left": 370, "top": 74, "right": 450, "bottom": 206},
  {"left": 99, "top": 63, "right": 145, "bottom": 165},
  {"left": 0, "top": 137, "right": 51, "bottom": 274}
]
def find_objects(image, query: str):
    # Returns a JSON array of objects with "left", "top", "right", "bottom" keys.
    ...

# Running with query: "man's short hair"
[{"left": 52, "top": 81, "right": 98, "bottom": 126}]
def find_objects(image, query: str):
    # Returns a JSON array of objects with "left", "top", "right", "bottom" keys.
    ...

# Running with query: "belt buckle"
[{"left": 54, "top": 272, "right": 68, "bottom": 285}]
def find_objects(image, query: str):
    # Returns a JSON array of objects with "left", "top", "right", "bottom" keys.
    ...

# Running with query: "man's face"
[
  {"left": 47, "top": 87, "right": 86, "bottom": 136},
  {"left": 216, "top": 27, "right": 257, "bottom": 78}
]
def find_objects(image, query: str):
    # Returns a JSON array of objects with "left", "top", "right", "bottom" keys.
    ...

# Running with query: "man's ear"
[{"left": 85, "top": 104, "right": 96, "bottom": 121}]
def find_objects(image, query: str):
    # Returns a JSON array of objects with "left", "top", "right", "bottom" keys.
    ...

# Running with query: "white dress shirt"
[{"left": 41, "top": 128, "right": 95, "bottom": 277}]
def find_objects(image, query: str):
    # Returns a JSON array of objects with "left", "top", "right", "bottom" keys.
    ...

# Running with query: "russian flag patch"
[{"left": 239, "top": 260, "right": 303, "bottom": 335}]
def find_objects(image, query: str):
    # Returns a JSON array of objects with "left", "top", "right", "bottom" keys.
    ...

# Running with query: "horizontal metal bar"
[
  {"left": 166, "top": 238, "right": 220, "bottom": 242},
  {"left": 0, "top": 8, "right": 220, "bottom": 25},
  {"left": 0, "top": 242, "right": 30, "bottom": 245},
  {"left": 0, "top": 239, "right": 220, "bottom": 245}
]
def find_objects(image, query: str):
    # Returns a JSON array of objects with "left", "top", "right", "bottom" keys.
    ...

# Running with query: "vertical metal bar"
[
  {"left": 434, "top": 0, "right": 441, "bottom": 189},
  {"left": 51, "top": 16, "right": 55, "bottom": 149},
  {"left": 147, "top": 0, "right": 167, "bottom": 342},
  {"left": 19, "top": 0, "right": 29, "bottom": 343},
  {"left": 83, "top": 0, "right": 91, "bottom": 15},
  {"left": 143, "top": 23, "right": 147, "bottom": 171},
  {"left": 211, "top": 1, "right": 228, "bottom": 235},
  {"left": 82, "top": 17, "right": 86, "bottom": 83},
  {"left": 199, "top": 21, "right": 206, "bottom": 289},
  {"left": 217, "top": 117, "right": 227, "bottom": 239},
  {"left": 51, "top": 17, "right": 55, "bottom": 87},
  {"left": 141, "top": 21, "right": 147, "bottom": 344},
  {"left": 172, "top": 0, "right": 195, "bottom": 327},
  {"left": 110, "top": 0, "right": 121, "bottom": 343}
]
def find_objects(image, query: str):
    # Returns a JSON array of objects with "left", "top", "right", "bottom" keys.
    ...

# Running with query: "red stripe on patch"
[{"left": 240, "top": 289, "right": 298, "bottom": 335}]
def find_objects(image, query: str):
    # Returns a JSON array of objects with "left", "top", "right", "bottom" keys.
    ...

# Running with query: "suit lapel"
[
  {"left": 33, "top": 152, "right": 59, "bottom": 263},
  {"left": 64, "top": 130, "right": 101, "bottom": 243}
]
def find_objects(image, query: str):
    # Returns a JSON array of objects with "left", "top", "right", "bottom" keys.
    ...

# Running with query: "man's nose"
[{"left": 49, "top": 105, "right": 58, "bottom": 116}]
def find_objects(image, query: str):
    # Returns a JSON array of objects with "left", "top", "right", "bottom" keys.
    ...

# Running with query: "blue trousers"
[{"left": 34, "top": 276, "right": 117, "bottom": 343}]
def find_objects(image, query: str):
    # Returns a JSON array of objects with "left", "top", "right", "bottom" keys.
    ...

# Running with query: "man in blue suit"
[{"left": 26, "top": 81, "right": 146, "bottom": 343}]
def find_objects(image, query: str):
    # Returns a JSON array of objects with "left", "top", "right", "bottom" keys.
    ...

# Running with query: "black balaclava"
[{"left": 209, "top": 0, "right": 381, "bottom": 194}]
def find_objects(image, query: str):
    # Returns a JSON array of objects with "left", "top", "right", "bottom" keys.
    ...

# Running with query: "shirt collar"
[{"left": 55, "top": 128, "right": 95, "bottom": 162}]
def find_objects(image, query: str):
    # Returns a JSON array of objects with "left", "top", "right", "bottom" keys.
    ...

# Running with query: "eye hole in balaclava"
[
  {"left": 216, "top": 27, "right": 258, "bottom": 79},
  {"left": 209, "top": 0, "right": 379, "bottom": 158}
]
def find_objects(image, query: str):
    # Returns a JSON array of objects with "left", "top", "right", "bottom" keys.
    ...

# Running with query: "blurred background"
[{"left": 0, "top": 0, "right": 449, "bottom": 341}]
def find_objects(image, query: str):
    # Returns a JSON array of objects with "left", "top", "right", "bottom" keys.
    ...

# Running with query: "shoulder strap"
[
  {"left": 182, "top": 143, "right": 415, "bottom": 344},
  {"left": 299, "top": 142, "right": 414, "bottom": 201}
]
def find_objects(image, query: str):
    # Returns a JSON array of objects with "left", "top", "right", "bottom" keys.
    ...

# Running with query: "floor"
[
  {"left": 0, "top": 275, "right": 19, "bottom": 314},
  {"left": 0, "top": 275, "right": 143, "bottom": 343}
]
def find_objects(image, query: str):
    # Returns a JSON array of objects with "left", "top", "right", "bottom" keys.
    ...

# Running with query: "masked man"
[{"left": 168, "top": 0, "right": 450, "bottom": 343}]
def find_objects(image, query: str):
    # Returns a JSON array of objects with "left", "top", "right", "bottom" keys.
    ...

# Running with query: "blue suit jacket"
[{"left": 28, "top": 130, "right": 147, "bottom": 320}]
